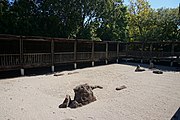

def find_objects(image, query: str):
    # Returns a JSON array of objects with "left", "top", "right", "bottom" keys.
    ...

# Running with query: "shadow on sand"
[
  {"left": 0, "top": 61, "right": 109, "bottom": 79},
  {"left": 0, "top": 60, "right": 179, "bottom": 79}
]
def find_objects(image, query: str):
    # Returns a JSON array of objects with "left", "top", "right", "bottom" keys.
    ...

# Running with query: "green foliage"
[
  {"left": 0, "top": 0, "right": 128, "bottom": 41},
  {"left": 0, "top": 0, "right": 179, "bottom": 41},
  {"left": 96, "top": 0, "right": 128, "bottom": 41},
  {"left": 128, "top": 0, "right": 180, "bottom": 42},
  {"left": 151, "top": 8, "right": 179, "bottom": 41},
  {"left": 128, "top": 0, "right": 153, "bottom": 41}
]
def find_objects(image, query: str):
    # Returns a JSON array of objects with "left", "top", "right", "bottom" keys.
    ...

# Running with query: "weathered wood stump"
[
  {"left": 135, "top": 65, "right": 145, "bottom": 72},
  {"left": 59, "top": 83, "right": 103, "bottom": 109}
]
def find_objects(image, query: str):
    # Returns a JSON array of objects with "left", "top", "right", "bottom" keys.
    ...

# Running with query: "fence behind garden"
[{"left": 0, "top": 34, "right": 180, "bottom": 74}]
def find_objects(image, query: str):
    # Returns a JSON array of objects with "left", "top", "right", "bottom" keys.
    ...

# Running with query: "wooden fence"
[{"left": 0, "top": 34, "right": 180, "bottom": 74}]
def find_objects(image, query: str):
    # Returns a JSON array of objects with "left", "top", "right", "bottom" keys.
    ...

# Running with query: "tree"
[
  {"left": 128, "top": 0, "right": 153, "bottom": 42},
  {"left": 152, "top": 8, "right": 179, "bottom": 41},
  {"left": 0, "top": 0, "right": 127, "bottom": 41},
  {"left": 95, "top": 0, "right": 128, "bottom": 41},
  {"left": 128, "top": 0, "right": 180, "bottom": 42},
  {"left": 0, "top": 0, "right": 10, "bottom": 34}
]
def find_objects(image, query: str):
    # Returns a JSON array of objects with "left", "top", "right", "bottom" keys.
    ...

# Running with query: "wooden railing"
[
  {"left": 76, "top": 52, "right": 92, "bottom": 61},
  {"left": 94, "top": 52, "right": 106, "bottom": 61},
  {"left": 23, "top": 53, "right": 51, "bottom": 67},
  {"left": 54, "top": 52, "right": 74, "bottom": 64},
  {"left": 0, "top": 34, "right": 180, "bottom": 72},
  {"left": 108, "top": 51, "right": 117, "bottom": 59},
  {"left": 0, "top": 54, "right": 20, "bottom": 68}
]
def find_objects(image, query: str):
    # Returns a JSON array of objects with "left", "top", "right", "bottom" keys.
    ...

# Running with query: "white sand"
[{"left": 0, "top": 63, "right": 180, "bottom": 120}]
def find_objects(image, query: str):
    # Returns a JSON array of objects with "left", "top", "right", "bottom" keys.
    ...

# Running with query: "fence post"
[
  {"left": 51, "top": 39, "right": 54, "bottom": 72},
  {"left": 20, "top": 36, "right": 24, "bottom": 76},
  {"left": 91, "top": 41, "right": 95, "bottom": 67},
  {"left": 105, "top": 42, "right": 108, "bottom": 64},
  {"left": 116, "top": 42, "right": 119, "bottom": 63},
  {"left": 74, "top": 40, "right": 77, "bottom": 69}
]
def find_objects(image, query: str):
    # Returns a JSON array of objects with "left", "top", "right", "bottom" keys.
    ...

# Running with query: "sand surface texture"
[{"left": 0, "top": 63, "right": 180, "bottom": 120}]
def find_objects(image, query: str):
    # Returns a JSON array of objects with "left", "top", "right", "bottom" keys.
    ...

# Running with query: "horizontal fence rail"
[{"left": 0, "top": 34, "right": 180, "bottom": 72}]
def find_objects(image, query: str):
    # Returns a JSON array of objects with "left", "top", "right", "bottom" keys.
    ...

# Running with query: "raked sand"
[{"left": 0, "top": 63, "right": 180, "bottom": 120}]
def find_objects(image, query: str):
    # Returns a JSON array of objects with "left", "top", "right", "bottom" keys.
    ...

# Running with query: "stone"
[
  {"left": 73, "top": 83, "right": 97, "bottom": 105},
  {"left": 67, "top": 72, "right": 79, "bottom": 75},
  {"left": 135, "top": 65, "right": 145, "bottom": 72},
  {"left": 91, "top": 85, "right": 103, "bottom": 90},
  {"left": 116, "top": 85, "right": 127, "bottom": 91},
  {"left": 59, "top": 84, "right": 103, "bottom": 109},
  {"left": 153, "top": 70, "right": 163, "bottom": 74},
  {"left": 54, "top": 73, "right": 64, "bottom": 76},
  {"left": 59, "top": 95, "right": 71, "bottom": 108},
  {"left": 68, "top": 100, "right": 82, "bottom": 108}
]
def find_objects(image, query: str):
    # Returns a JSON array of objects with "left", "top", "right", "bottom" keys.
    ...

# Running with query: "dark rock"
[
  {"left": 59, "top": 84, "right": 102, "bottom": 109},
  {"left": 135, "top": 65, "right": 145, "bottom": 72},
  {"left": 73, "top": 83, "right": 96, "bottom": 105},
  {"left": 116, "top": 85, "right": 127, "bottom": 91},
  {"left": 54, "top": 73, "right": 64, "bottom": 76},
  {"left": 153, "top": 70, "right": 163, "bottom": 74},
  {"left": 67, "top": 72, "right": 79, "bottom": 75},
  {"left": 68, "top": 100, "right": 82, "bottom": 108},
  {"left": 91, "top": 85, "right": 103, "bottom": 90},
  {"left": 59, "top": 95, "right": 71, "bottom": 108}
]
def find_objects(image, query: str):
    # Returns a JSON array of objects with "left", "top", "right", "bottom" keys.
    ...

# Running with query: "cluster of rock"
[
  {"left": 59, "top": 83, "right": 103, "bottom": 109},
  {"left": 135, "top": 62, "right": 163, "bottom": 74}
]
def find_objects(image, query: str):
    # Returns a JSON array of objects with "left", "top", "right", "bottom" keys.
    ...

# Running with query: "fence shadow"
[
  {"left": 0, "top": 60, "right": 179, "bottom": 79},
  {"left": 0, "top": 61, "right": 116, "bottom": 79},
  {"left": 0, "top": 70, "right": 21, "bottom": 80}
]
